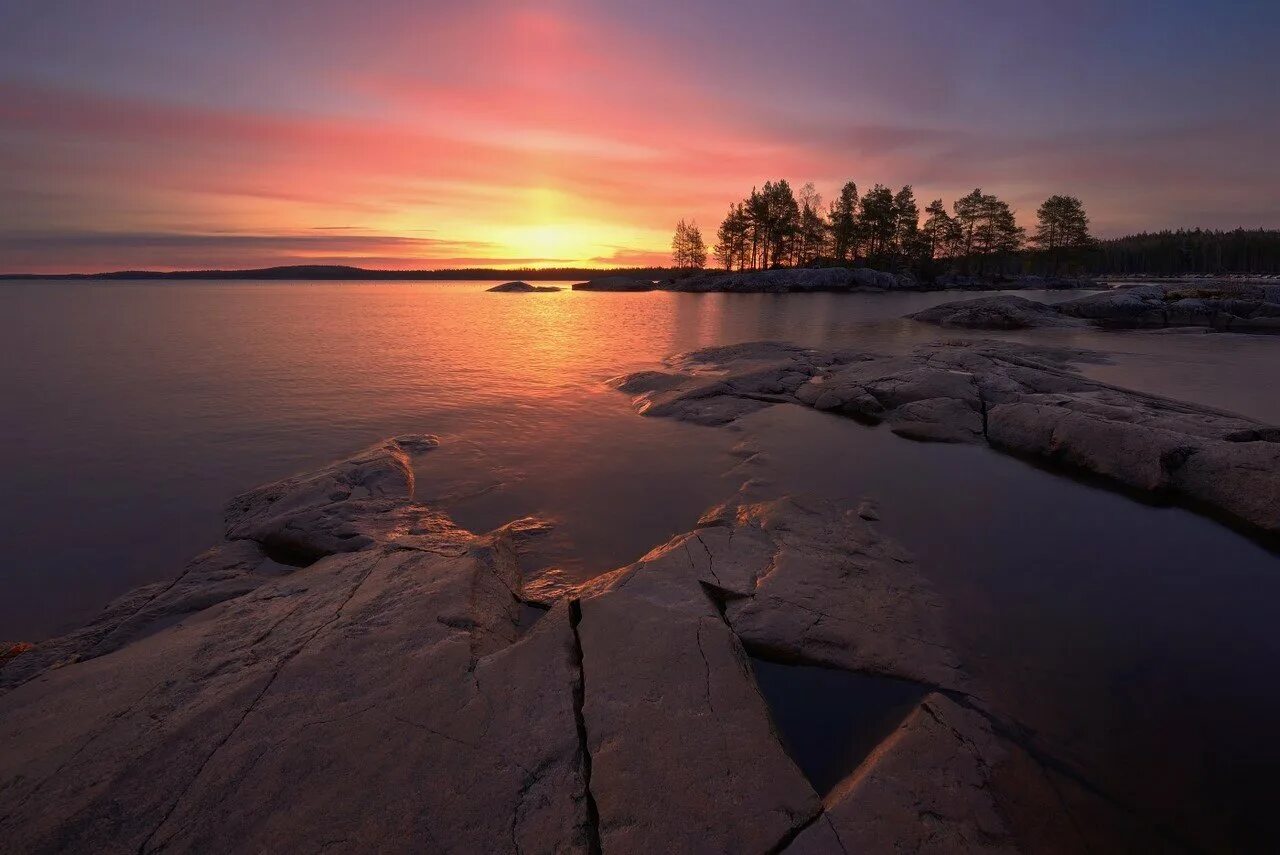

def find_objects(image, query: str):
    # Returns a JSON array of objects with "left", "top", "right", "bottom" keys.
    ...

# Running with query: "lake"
[{"left": 2, "top": 278, "right": 1278, "bottom": 849}]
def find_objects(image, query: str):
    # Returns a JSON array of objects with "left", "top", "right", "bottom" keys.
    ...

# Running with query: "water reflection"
[{"left": 1, "top": 278, "right": 1276, "bottom": 847}]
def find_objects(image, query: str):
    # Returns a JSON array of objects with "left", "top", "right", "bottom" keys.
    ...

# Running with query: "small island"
[{"left": 486, "top": 280, "right": 562, "bottom": 293}]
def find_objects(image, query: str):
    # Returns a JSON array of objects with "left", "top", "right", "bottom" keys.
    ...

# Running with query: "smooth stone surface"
[
  {"left": 0, "top": 545, "right": 593, "bottom": 854},
  {"left": 785, "top": 694, "right": 1018, "bottom": 854},
  {"left": 222, "top": 434, "right": 464, "bottom": 564},
  {"left": 486, "top": 281, "right": 562, "bottom": 292},
  {"left": 617, "top": 340, "right": 1280, "bottom": 536},
  {"left": 909, "top": 294, "right": 1086, "bottom": 329},
  {"left": 0, "top": 438, "right": 1200, "bottom": 853}
]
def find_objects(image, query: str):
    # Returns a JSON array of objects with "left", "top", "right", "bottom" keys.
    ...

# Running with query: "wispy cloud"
[{"left": 1, "top": 1, "right": 1277, "bottom": 271}]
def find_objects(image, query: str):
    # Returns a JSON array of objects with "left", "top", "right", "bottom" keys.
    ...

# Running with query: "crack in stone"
[
  {"left": 763, "top": 804, "right": 826, "bottom": 855},
  {"left": 692, "top": 533, "right": 724, "bottom": 587},
  {"left": 136, "top": 554, "right": 383, "bottom": 854},
  {"left": 567, "top": 600, "right": 602, "bottom": 855}
]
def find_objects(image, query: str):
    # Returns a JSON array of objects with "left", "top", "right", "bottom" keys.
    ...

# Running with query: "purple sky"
[{"left": 2, "top": 0, "right": 1277, "bottom": 271}]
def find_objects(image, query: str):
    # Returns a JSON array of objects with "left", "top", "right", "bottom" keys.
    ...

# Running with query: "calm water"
[{"left": 2, "top": 279, "right": 1279, "bottom": 849}]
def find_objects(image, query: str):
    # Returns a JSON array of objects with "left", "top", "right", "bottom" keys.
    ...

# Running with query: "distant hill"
[{"left": 0, "top": 264, "right": 674, "bottom": 281}]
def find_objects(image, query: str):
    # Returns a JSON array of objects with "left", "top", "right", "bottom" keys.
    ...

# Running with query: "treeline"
[
  {"left": 1085, "top": 229, "right": 1280, "bottom": 276},
  {"left": 686, "top": 179, "right": 1088, "bottom": 276},
  {"left": 676, "top": 180, "right": 1279, "bottom": 277}
]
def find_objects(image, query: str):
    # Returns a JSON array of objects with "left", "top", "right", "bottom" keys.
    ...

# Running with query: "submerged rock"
[
  {"left": 617, "top": 340, "right": 1280, "bottom": 537},
  {"left": 486, "top": 281, "right": 562, "bottom": 292},
  {"left": 570, "top": 275, "right": 656, "bottom": 292}
]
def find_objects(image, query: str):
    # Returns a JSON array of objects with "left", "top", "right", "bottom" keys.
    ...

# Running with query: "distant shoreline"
[
  {"left": 0, "top": 264, "right": 670, "bottom": 282},
  {"left": 3, "top": 263, "right": 1277, "bottom": 284}
]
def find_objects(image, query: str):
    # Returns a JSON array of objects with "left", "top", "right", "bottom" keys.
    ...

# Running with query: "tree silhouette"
[
  {"left": 827, "top": 181, "right": 859, "bottom": 263},
  {"left": 795, "top": 182, "right": 828, "bottom": 265},
  {"left": 893, "top": 185, "right": 921, "bottom": 266},
  {"left": 953, "top": 189, "right": 1024, "bottom": 272},
  {"left": 921, "top": 199, "right": 961, "bottom": 260},
  {"left": 671, "top": 219, "right": 708, "bottom": 269},
  {"left": 858, "top": 185, "right": 898, "bottom": 265}
]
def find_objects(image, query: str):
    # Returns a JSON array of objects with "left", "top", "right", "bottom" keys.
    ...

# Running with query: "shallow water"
[{"left": 1, "top": 278, "right": 1278, "bottom": 847}]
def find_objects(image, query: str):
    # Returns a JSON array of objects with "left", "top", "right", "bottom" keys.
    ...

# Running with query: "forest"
[{"left": 672, "top": 179, "right": 1280, "bottom": 277}]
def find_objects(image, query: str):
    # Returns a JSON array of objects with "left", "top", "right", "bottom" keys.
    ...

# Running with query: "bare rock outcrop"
[
  {"left": 486, "top": 281, "right": 562, "bottom": 292},
  {"left": 570, "top": 276, "right": 656, "bottom": 292},
  {"left": 616, "top": 340, "right": 1280, "bottom": 536},
  {"left": 0, "top": 437, "right": 600, "bottom": 854},
  {"left": 222, "top": 434, "right": 466, "bottom": 563},
  {"left": 909, "top": 295, "right": 1085, "bottom": 329},
  {"left": 0, "top": 437, "right": 1189, "bottom": 852},
  {"left": 912, "top": 281, "right": 1280, "bottom": 331},
  {"left": 1055, "top": 282, "right": 1280, "bottom": 329},
  {"left": 785, "top": 695, "right": 1019, "bottom": 854}
]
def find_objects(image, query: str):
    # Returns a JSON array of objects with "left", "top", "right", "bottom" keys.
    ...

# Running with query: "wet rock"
[
  {"left": 0, "top": 642, "right": 32, "bottom": 666},
  {"left": 486, "top": 281, "right": 562, "bottom": 292},
  {"left": 909, "top": 294, "right": 1084, "bottom": 329},
  {"left": 617, "top": 340, "right": 1280, "bottom": 536},
  {"left": 577, "top": 586, "right": 820, "bottom": 853},
  {"left": 0, "top": 435, "right": 1186, "bottom": 853},
  {"left": 0, "top": 441, "right": 592, "bottom": 853},
  {"left": 0, "top": 539, "right": 287, "bottom": 692},
  {"left": 570, "top": 275, "right": 656, "bottom": 292},
  {"left": 707, "top": 499, "right": 961, "bottom": 688},
  {"left": 786, "top": 694, "right": 1019, "bottom": 854},
  {"left": 222, "top": 434, "right": 462, "bottom": 563}
]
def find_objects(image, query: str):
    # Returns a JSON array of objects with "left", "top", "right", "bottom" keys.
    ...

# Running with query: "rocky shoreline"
[
  {"left": 0, "top": 423, "right": 1199, "bottom": 852},
  {"left": 3, "top": 336, "right": 1277, "bottom": 851},
  {"left": 909, "top": 282, "right": 1280, "bottom": 331},
  {"left": 567, "top": 269, "right": 1100, "bottom": 294},
  {"left": 616, "top": 340, "right": 1280, "bottom": 539}
]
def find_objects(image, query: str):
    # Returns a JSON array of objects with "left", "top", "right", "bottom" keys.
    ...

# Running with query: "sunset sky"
[{"left": 2, "top": 0, "right": 1277, "bottom": 272}]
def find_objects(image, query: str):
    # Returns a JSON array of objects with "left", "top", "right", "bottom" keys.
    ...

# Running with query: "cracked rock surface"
[
  {"left": 0, "top": 436, "right": 1182, "bottom": 852},
  {"left": 615, "top": 339, "right": 1280, "bottom": 537}
]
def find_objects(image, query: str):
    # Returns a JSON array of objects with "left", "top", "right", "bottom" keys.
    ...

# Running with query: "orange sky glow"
[{"left": 1, "top": 1, "right": 1276, "bottom": 272}]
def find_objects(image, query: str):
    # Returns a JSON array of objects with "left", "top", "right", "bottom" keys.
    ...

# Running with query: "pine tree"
[
  {"left": 858, "top": 185, "right": 898, "bottom": 264},
  {"left": 795, "top": 182, "right": 828, "bottom": 264},
  {"left": 827, "top": 181, "right": 859, "bottom": 262},
  {"left": 671, "top": 219, "right": 708, "bottom": 269},
  {"left": 684, "top": 221, "right": 707, "bottom": 269},
  {"left": 921, "top": 199, "right": 961, "bottom": 259},
  {"left": 953, "top": 188, "right": 1024, "bottom": 271},
  {"left": 1033, "top": 195, "right": 1092, "bottom": 252},
  {"left": 715, "top": 203, "right": 750, "bottom": 270},
  {"left": 893, "top": 185, "right": 921, "bottom": 265}
]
